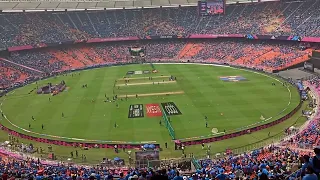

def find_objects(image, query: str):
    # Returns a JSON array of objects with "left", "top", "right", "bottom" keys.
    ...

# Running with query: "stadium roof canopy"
[{"left": 0, "top": 0, "right": 260, "bottom": 11}]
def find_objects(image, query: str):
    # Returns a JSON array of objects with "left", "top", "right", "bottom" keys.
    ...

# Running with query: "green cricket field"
[{"left": 0, "top": 63, "right": 303, "bottom": 163}]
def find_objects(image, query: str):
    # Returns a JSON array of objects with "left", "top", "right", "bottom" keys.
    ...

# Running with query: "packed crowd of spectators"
[
  {"left": 0, "top": 146, "right": 310, "bottom": 180},
  {"left": 0, "top": 150, "right": 195, "bottom": 180},
  {"left": 0, "top": 60, "right": 40, "bottom": 89},
  {"left": 0, "top": 39, "right": 312, "bottom": 88},
  {"left": 0, "top": 0, "right": 320, "bottom": 48},
  {"left": 4, "top": 39, "right": 311, "bottom": 81},
  {"left": 198, "top": 146, "right": 307, "bottom": 180},
  {"left": 279, "top": 77, "right": 320, "bottom": 151}
]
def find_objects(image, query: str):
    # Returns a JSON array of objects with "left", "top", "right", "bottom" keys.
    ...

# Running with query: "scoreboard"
[{"left": 198, "top": 0, "right": 225, "bottom": 16}]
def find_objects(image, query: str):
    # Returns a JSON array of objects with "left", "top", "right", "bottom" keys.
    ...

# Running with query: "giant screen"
[{"left": 198, "top": 0, "right": 225, "bottom": 15}]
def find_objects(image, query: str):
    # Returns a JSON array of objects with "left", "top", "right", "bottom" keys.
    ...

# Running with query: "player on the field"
[
  {"left": 205, "top": 116, "right": 208, "bottom": 121},
  {"left": 29, "top": 123, "right": 31, "bottom": 129},
  {"left": 42, "top": 124, "right": 44, "bottom": 130},
  {"left": 62, "top": 112, "right": 64, "bottom": 118},
  {"left": 206, "top": 122, "right": 208, "bottom": 128},
  {"left": 32, "top": 116, "right": 35, "bottom": 121}
]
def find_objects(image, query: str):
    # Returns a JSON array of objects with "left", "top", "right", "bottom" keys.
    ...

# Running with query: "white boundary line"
[{"left": 0, "top": 63, "right": 295, "bottom": 143}]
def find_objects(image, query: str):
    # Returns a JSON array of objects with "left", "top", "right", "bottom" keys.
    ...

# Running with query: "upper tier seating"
[{"left": 0, "top": 0, "right": 320, "bottom": 48}]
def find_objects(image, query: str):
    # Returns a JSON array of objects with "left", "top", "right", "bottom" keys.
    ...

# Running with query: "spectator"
[
  {"left": 173, "top": 171, "right": 183, "bottom": 180},
  {"left": 310, "top": 146, "right": 320, "bottom": 177},
  {"left": 303, "top": 166, "right": 318, "bottom": 180}
]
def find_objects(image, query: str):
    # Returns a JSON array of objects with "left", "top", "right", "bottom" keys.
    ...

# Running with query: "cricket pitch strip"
[
  {"left": 118, "top": 91, "right": 185, "bottom": 98},
  {"left": 118, "top": 76, "right": 170, "bottom": 81},
  {"left": 116, "top": 81, "right": 176, "bottom": 87}
]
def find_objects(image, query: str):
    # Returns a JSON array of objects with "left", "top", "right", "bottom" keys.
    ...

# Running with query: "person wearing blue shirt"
[
  {"left": 53, "top": 174, "right": 59, "bottom": 180},
  {"left": 258, "top": 164, "right": 269, "bottom": 178},
  {"left": 310, "top": 147, "right": 320, "bottom": 177},
  {"left": 96, "top": 173, "right": 101, "bottom": 180},
  {"left": 125, "top": 172, "right": 131, "bottom": 180},
  {"left": 35, "top": 174, "right": 43, "bottom": 180},
  {"left": 301, "top": 155, "right": 311, "bottom": 176},
  {"left": 215, "top": 169, "right": 228, "bottom": 180},
  {"left": 303, "top": 166, "right": 318, "bottom": 180},
  {"left": 173, "top": 171, "right": 183, "bottom": 180},
  {"left": 215, "top": 173, "right": 228, "bottom": 180}
]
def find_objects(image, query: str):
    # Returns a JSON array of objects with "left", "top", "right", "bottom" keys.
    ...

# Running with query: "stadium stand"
[
  {"left": 1, "top": 1, "right": 320, "bottom": 179},
  {"left": 0, "top": 59, "right": 40, "bottom": 89},
  {"left": 0, "top": 0, "right": 320, "bottom": 48}
]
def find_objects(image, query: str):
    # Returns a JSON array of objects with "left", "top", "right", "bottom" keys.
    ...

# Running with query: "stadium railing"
[{"left": 191, "top": 156, "right": 201, "bottom": 170}]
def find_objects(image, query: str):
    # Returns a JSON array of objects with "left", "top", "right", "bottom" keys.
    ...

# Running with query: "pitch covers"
[
  {"left": 128, "top": 104, "right": 144, "bottom": 118},
  {"left": 146, "top": 104, "right": 163, "bottom": 117},
  {"left": 161, "top": 102, "right": 182, "bottom": 116}
]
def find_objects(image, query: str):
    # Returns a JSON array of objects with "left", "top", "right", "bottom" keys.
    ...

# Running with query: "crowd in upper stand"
[
  {"left": 0, "top": 0, "right": 320, "bottom": 49},
  {"left": 0, "top": 39, "right": 311, "bottom": 88}
]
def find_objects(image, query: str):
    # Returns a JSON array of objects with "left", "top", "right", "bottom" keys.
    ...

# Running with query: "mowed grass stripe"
[
  {"left": 201, "top": 66, "right": 293, "bottom": 126},
  {"left": 41, "top": 74, "right": 89, "bottom": 134},
  {"left": 189, "top": 66, "right": 255, "bottom": 131},
  {"left": 183, "top": 65, "right": 257, "bottom": 131},
  {"left": 95, "top": 67, "right": 121, "bottom": 139},
  {"left": 45, "top": 72, "right": 96, "bottom": 138},
  {"left": 164, "top": 65, "right": 216, "bottom": 138},
  {"left": 198, "top": 67, "right": 265, "bottom": 131},
  {"left": 110, "top": 66, "right": 137, "bottom": 141},
  {"left": 62, "top": 69, "right": 105, "bottom": 139}
]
